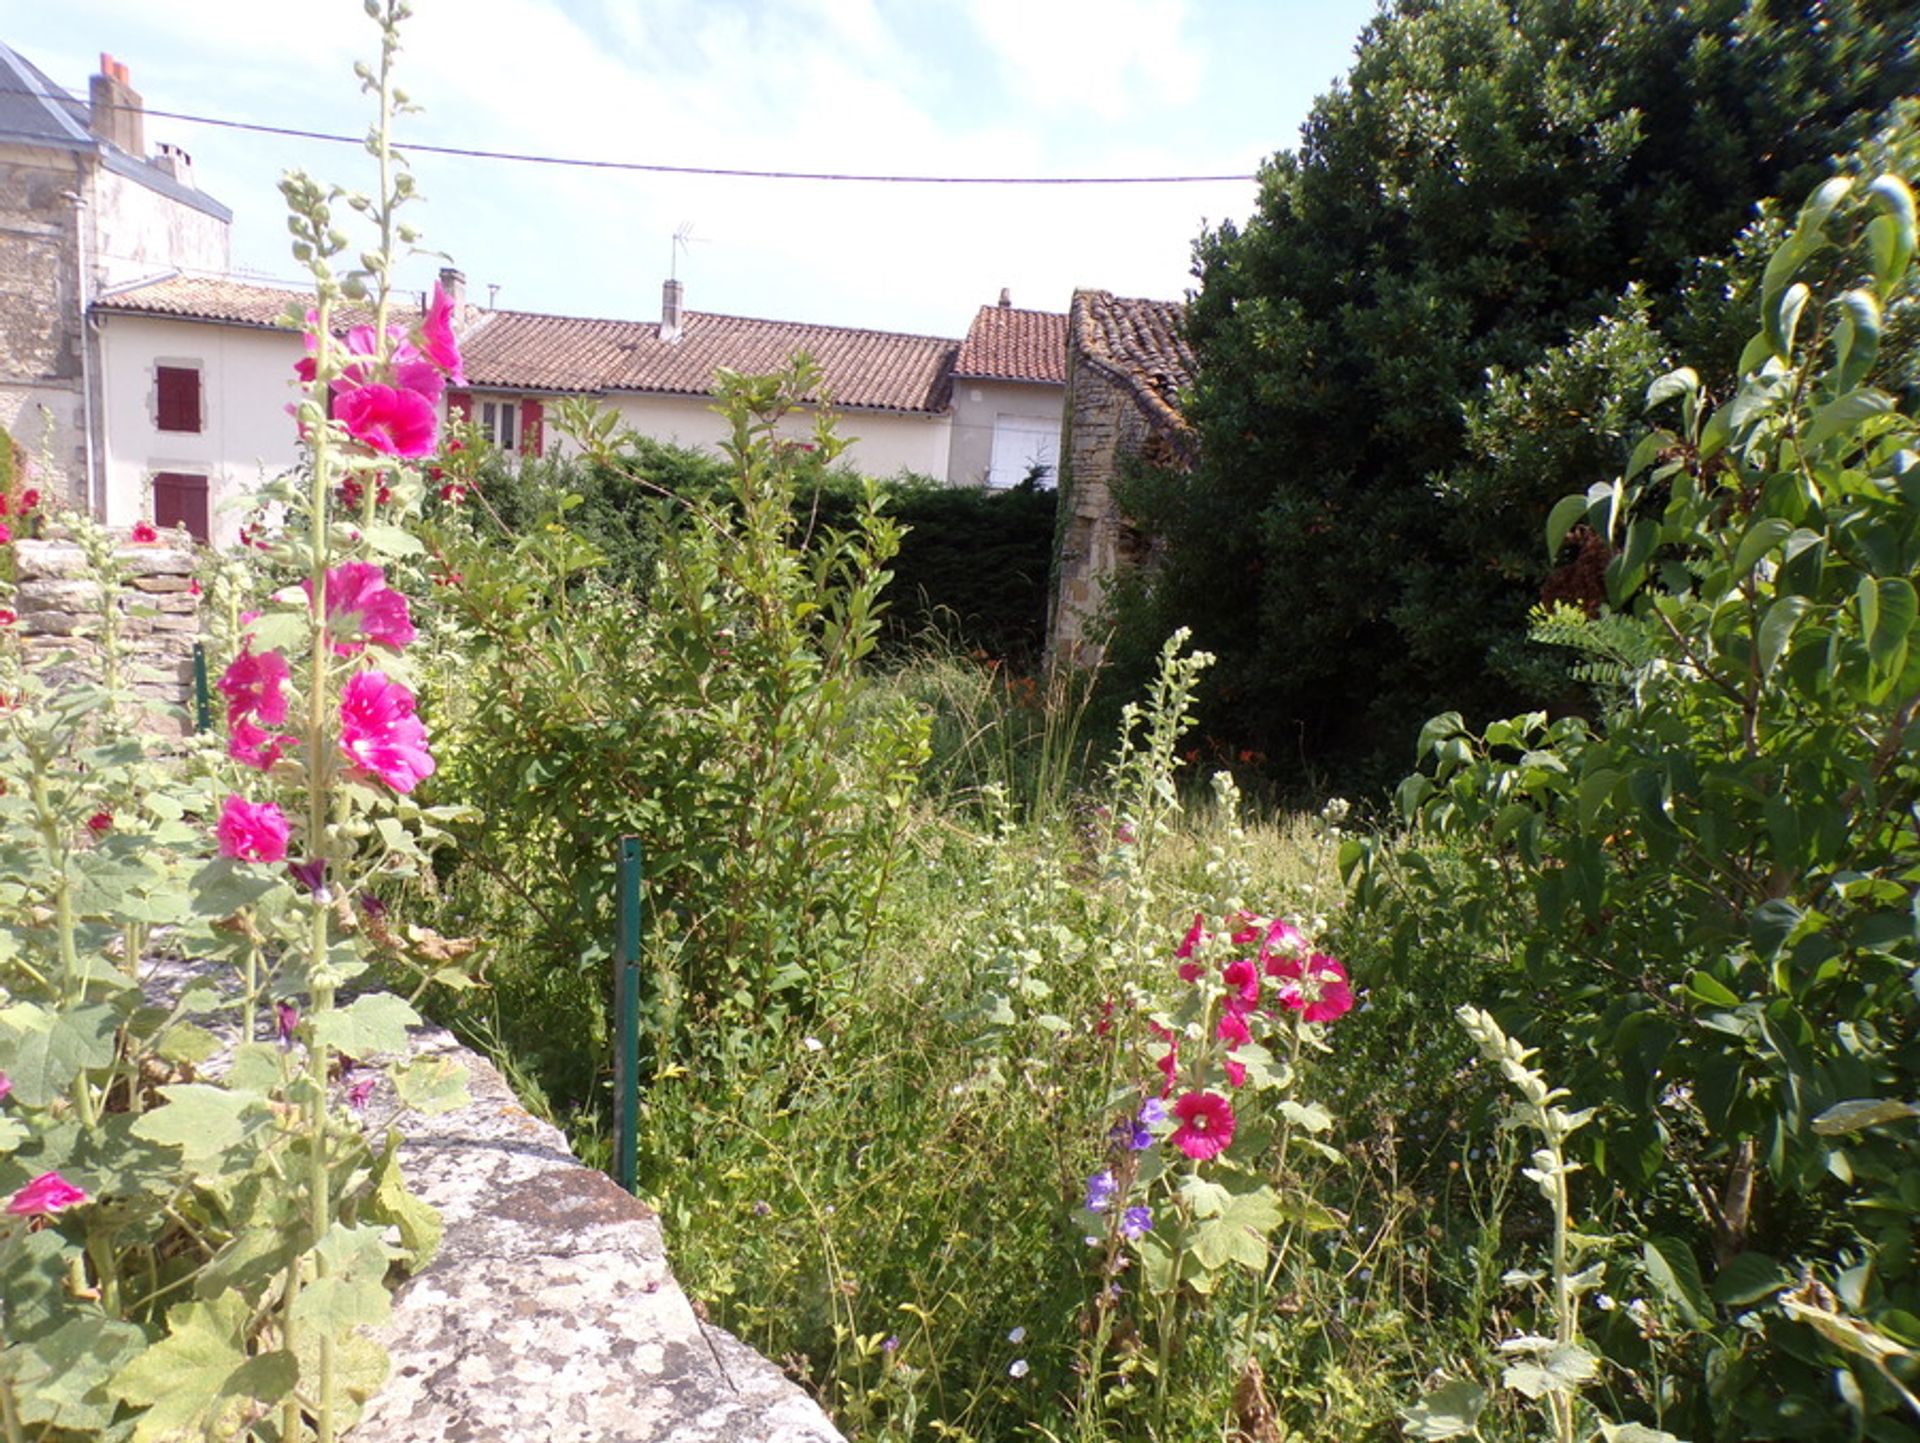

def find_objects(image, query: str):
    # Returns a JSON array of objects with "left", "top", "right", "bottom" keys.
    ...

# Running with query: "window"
[
  {"left": 480, "top": 399, "right": 516, "bottom": 451},
  {"left": 152, "top": 472, "right": 209, "bottom": 543},
  {"left": 156, "top": 365, "right": 202, "bottom": 433},
  {"left": 987, "top": 416, "right": 1059, "bottom": 489}
]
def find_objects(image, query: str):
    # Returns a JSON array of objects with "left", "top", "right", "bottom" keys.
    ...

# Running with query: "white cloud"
[{"left": 960, "top": 0, "right": 1204, "bottom": 121}]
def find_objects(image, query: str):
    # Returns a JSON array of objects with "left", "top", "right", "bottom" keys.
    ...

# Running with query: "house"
[
  {"left": 1046, "top": 288, "right": 1196, "bottom": 670},
  {"left": 0, "top": 44, "right": 231, "bottom": 518},
  {"left": 3, "top": 40, "right": 1074, "bottom": 550},
  {"left": 947, "top": 292, "right": 1067, "bottom": 488}
]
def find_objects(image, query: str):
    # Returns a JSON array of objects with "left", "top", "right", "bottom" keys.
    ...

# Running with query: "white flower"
[
  {"left": 1007, "top": 1326, "right": 1026, "bottom": 1344},
  {"left": 803, "top": 1036, "right": 823, "bottom": 1052},
  {"left": 1009, "top": 1359, "right": 1029, "bottom": 1378}
]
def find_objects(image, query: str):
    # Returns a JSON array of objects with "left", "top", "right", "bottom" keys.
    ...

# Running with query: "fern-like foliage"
[{"left": 1526, "top": 602, "right": 1660, "bottom": 707}]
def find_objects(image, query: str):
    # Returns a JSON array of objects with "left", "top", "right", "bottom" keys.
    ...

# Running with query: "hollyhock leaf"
[
  {"left": 291, "top": 1328, "right": 390, "bottom": 1435},
  {"left": 129, "top": 1084, "right": 262, "bottom": 1165},
  {"left": 0, "top": 1004, "right": 118, "bottom": 1107},
  {"left": 1502, "top": 1343, "right": 1598, "bottom": 1399},
  {"left": 1279, "top": 1099, "right": 1334, "bottom": 1133},
  {"left": 1189, "top": 1189, "right": 1278, "bottom": 1273},
  {"left": 244, "top": 611, "right": 308, "bottom": 655},
  {"left": 1400, "top": 1377, "right": 1488, "bottom": 1441},
  {"left": 390, "top": 1055, "right": 469, "bottom": 1116},
  {"left": 311, "top": 992, "right": 419, "bottom": 1057},
  {"left": 1598, "top": 1425, "right": 1684, "bottom": 1443},
  {"left": 0, "top": 1228, "right": 78, "bottom": 1338},
  {"left": 364, "top": 1131, "right": 443, "bottom": 1271},
  {"left": 1178, "top": 1174, "right": 1233, "bottom": 1218},
  {"left": 111, "top": 1295, "right": 296, "bottom": 1441},
  {"left": 189, "top": 857, "right": 286, "bottom": 916},
  {"left": 0, "top": 1114, "right": 25, "bottom": 1152},
  {"left": 1275, "top": 1193, "right": 1347, "bottom": 1231},
  {"left": 362, "top": 523, "right": 426, "bottom": 558},
  {"left": 291, "top": 1223, "right": 394, "bottom": 1334},
  {"left": 7, "top": 1317, "right": 147, "bottom": 1432}
]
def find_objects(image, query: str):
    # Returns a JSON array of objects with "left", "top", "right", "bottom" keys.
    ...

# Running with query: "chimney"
[
  {"left": 438, "top": 266, "right": 467, "bottom": 309},
  {"left": 661, "top": 278, "right": 683, "bottom": 343},
  {"left": 998, "top": 287, "right": 1012, "bottom": 308},
  {"left": 89, "top": 54, "right": 144, "bottom": 157},
  {"left": 152, "top": 141, "right": 195, "bottom": 189}
]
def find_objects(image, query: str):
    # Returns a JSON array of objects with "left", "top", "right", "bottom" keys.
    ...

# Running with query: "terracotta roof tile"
[
  {"left": 92, "top": 273, "right": 377, "bottom": 330},
  {"left": 1071, "top": 290, "right": 1194, "bottom": 435},
  {"left": 98, "top": 276, "right": 960, "bottom": 415},
  {"left": 954, "top": 305, "right": 1067, "bottom": 384}
]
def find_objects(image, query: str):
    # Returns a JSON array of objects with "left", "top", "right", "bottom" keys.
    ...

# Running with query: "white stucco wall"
[
  {"left": 95, "top": 314, "right": 303, "bottom": 546},
  {"left": 606, "top": 391, "right": 951, "bottom": 480},
  {"left": 948, "top": 378, "right": 1064, "bottom": 488},
  {"left": 88, "top": 168, "right": 230, "bottom": 291}
]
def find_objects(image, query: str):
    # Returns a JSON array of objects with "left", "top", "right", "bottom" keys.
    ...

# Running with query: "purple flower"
[
  {"left": 346, "top": 1073, "right": 377, "bottom": 1110},
  {"left": 881, "top": 1335, "right": 899, "bottom": 1354},
  {"left": 1085, "top": 1168, "right": 1117, "bottom": 1213},
  {"left": 1121, "top": 1205, "right": 1153, "bottom": 1240},
  {"left": 275, "top": 1001, "right": 299, "bottom": 1046},
  {"left": 288, "top": 856, "right": 329, "bottom": 901},
  {"left": 1138, "top": 1098, "right": 1167, "bottom": 1128}
]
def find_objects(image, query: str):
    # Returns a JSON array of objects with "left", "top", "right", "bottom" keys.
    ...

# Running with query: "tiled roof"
[
  {"left": 1071, "top": 290, "right": 1194, "bottom": 435},
  {"left": 954, "top": 304, "right": 1067, "bottom": 384},
  {"left": 93, "top": 273, "right": 375, "bottom": 329},
  {"left": 463, "top": 308, "right": 957, "bottom": 414},
  {"left": 0, "top": 42, "right": 92, "bottom": 150},
  {"left": 97, "top": 275, "right": 959, "bottom": 415}
]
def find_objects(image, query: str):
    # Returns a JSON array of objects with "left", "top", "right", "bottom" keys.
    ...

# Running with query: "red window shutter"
[
  {"left": 152, "top": 472, "right": 209, "bottom": 543},
  {"left": 520, "top": 398, "right": 544, "bottom": 458},
  {"left": 156, "top": 366, "right": 202, "bottom": 433},
  {"left": 447, "top": 390, "right": 473, "bottom": 422}
]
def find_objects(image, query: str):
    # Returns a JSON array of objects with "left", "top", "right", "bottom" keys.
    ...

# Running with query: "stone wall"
[
  {"left": 0, "top": 142, "right": 89, "bottom": 507},
  {"left": 7, "top": 535, "right": 201, "bottom": 729}
]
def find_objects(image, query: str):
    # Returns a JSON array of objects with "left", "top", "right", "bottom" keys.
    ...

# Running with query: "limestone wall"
[{"left": 7, "top": 535, "right": 201, "bottom": 729}]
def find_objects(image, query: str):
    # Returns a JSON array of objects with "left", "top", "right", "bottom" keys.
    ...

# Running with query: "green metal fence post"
[
  {"left": 613, "top": 835, "right": 644, "bottom": 1194},
  {"left": 192, "top": 641, "right": 212, "bottom": 734}
]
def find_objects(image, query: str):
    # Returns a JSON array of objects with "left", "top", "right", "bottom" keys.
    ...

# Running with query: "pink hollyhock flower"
[
  {"left": 336, "top": 384, "right": 438, "bottom": 458},
  {"left": 1224, "top": 1056, "right": 1247, "bottom": 1089},
  {"left": 229, "top": 719, "right": 295, "bottom": 771},
  {"left": 0, "top": 521, "right": 12, "bottom": 546},
  {"left": 6, "top": 1171, "right": 90, "bottom": 1216},
  {"left": 1222, "top": 958, "right": 1262, "bottom": 1007},
  {"left": 0, "top": 608, "right": 15, "bottom": 627},
  {"left": 1175, "top": 912, "right": 1208, "bottom": 983},
  {"left": 18, "top": 489, "right": 36, "bottom": 511},
  {"left": 1170, "top": 1091, "right": 1236, "bottom": 1162},
  {"left": 0, "top": 1070, "right": 11, "bottom": 1101},
  {"left": 339, "top": 670, "right": 435, "bottom": 793},
  {"left": 276, "top": 1001, "right": 299, "bottom": 1045},
  {"left": 1229, "top": 913, "right": 1266, "bottom": 947},
  {"left": 1216, "top": 1007, "right": 1252, "bottom": 1047},
  {"left": 216, "top": 794, "right": 291, "bottom": 864},
  {"left": 421, "top": 281, "right": 465, "bottom": 383},
  {"left": 86, "top": 811, "right": 112, "bottom": 834},
  {"left": 218, "top": 645, "right": 291, "bottom": 727},
  {"left": 305, "top": 561, "right": 415, "bottom": 655},
  {"left": 346, "top": 1073, "right": 377, "bottom": 1110},
  {"left": 131, "top": 520, "right": 158, "bottom": 543},
  {"left": 1271, "top": 952, "right": 1355, "bottom": 1024},
  {"left": 1260, "top": 918, "right": 1309, "bottom": 974}
]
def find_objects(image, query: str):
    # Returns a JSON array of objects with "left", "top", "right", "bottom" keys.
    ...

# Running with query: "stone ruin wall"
[{"left": 7, "top": 536, "right": 201, "bottom": 730}]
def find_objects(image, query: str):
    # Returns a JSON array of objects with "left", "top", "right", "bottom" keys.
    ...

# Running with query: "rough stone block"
[
  {"left": 20, "top": 610, "right": 95, "bottom": 637},
  {"left": 16, "top": 579, "right": 104, "bottom": 613},
  {"left": 10, "top": 540, "right": 88, "bottom": 581},
  {"left": 113, "top": 546, "right": 196, "bottom": 577},
  {"left": 130, "top": 574, "right": 194, "bottom": 594}
]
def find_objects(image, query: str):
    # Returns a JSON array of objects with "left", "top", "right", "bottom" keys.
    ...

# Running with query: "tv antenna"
[{"left": 670, "top": 221, "right": 705, "bottom": 280}]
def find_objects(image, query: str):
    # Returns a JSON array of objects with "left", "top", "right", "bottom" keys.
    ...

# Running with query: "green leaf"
[
  {"left": 1598, "top": 1425, "right": 1684, "bottom": 1443},
  {"left": 244, "top": 610, "right": 308, "bottom": 654},
  {"left": 291, "top": 1223, "right": 394, "bottom": 1335},
  {"left": 1758, "top": 596, "right": 1812, "bottom": 675},
  {"left": 362, "top": 523, "right": 426, "bottom": 558},
  {"left": 1806, "top": 388, "right": 1893, "bottom": 449},
  {"left": 391, "top": 1055, "right": 470, "bottom": 1115},
  {"left": 1399, "top": 1377, "right": 1487, "bottom": 1440},
  {"left": 1732, "top": 518, "right": 1793, "bottom": 577},
  {"left": 2, "top": 1317, "right": 148, "bottom": 1432},
  {"left": 1279, "top": 1099, "right": 1333, "bottom": 1133},
  {"left": 1829, "top": 290, "right": 1881, "bottom": 393},
  {"left": 1812, "top": 1098, "right": 1920, "bottom": 1135},
  {"left": 130, "top": 1084, "right": 262, "bottom": 1165},
  {"left": 1684, "top": 971, "right": 1741, "bottom": 1008},
  {"left": 1749, "top": 899, "right": 1803, "bottom": 962},
  {"left": 363, "top": 1132, "right": 443, "bottom": 1272},
  {"left": 1766, "top": 281, "right": 1810, "bottom": 361},
  {"left": 1503, "top": 1343, "right": 1598, "bottom": 1399},
  {"left": 189, "top": 857, "right": 286, "bottom": 917},
  {"left": 1859, "top": 577, "right": 1915, "bottom": 672},
  {"left": 310, "top": 992, "right": 420, "bottom": 1057},
  {"left": 1866, "top": 174, "right": 1916, "bottom": 290},
  {"left": 0, "top": 1003, "right": 119, "bottom": 1107},
  {"left": 1714, "top": 1250, "right": 1792, "bottom": 1307},
  {"left": 1546, "top": 493, "right": 1590, "bottom": 557},
  {"left": 1643, "top": 1235, "right": 1712, "bottom": 1328},
  {"left": 111, "top": 1294, "right": 297, "bottom": 1442}
]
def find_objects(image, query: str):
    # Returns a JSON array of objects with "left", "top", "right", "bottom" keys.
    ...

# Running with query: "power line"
[{"left": 8, "top": 83, "right": 1260, "bottom": 186}]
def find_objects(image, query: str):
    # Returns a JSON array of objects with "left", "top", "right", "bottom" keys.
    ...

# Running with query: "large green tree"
[{"left": 1119, "top": 0, "right": 1918, "bottom": 787}]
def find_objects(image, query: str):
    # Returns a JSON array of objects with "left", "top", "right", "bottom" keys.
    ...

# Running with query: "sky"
[{"left": 8, "top": 0, "right": 1384, "bottom": 339}]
